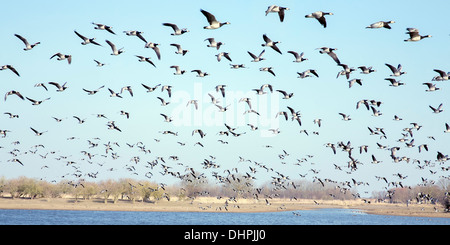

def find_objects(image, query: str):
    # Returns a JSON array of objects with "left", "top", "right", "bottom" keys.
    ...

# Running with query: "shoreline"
[{"left": 0, "top": 197, "right": 449, "bottom": 218}]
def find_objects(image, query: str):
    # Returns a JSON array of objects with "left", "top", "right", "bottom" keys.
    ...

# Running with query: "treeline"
[{"left": 0, "top": 176, "right": 449, "bottom": 208}]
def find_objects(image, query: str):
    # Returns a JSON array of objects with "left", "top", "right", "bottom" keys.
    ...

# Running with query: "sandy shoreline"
[{"left": 0, "top": 197, "right": 449, "bottom": 219}]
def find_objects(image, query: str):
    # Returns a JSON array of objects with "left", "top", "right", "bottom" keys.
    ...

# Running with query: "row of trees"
[{"left": 0, "top": 176, "right": 449, "bottom": 208}]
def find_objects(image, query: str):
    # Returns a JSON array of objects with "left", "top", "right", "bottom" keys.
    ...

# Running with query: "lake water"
[{"left": 0, "top": 208, "right": 449, "bottom": 225}]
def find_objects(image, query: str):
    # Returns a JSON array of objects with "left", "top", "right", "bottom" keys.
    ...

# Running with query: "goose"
[
  {"left": 162, "top": 23, "right": 189, "bottom": 35},
  {"left": 170, "top": 43, "right": 188, "bottom": 55},
  {"left": 160, "top": 113, "right": 173, "bottom": 123},
  {"left": 26, "top": 97, "right": 50, "bottom": 105},
  {"left": 9, "top": 158, "right": 23, "bottom": 166},
  {"left": 135, "top": 55, "right": 156, "bottom": 67},
  {"left": 74, "top": 30, "right": 101, "bottom": 46},
  {"left": 94, "top": 59, "right": 105, "bottom": 67},
  {"left": 215, "top": 104, "right": 230, "bottom": 112},
  {"left": 107, "top": 121, "right": 121, "bottom": 132},
  {"left": 336, "top": 64, "right": 355, "bottom": 79},
  {"left": 143, "top": 42, "right": 161, "bottom": 60},
  {"left": 444, "top": 123, "right": 450, "bottom": 133},
  {"left": 141, "top": 83, "right": 161, "bottom": 92},
  {"left": 170, "top": 65, "right": 186, "bottom": 75},
  {"left": 418, "top": 144, "right": 429, "bottom": 153},
  {"left": 204, "top": 38, "right": 224, "bottom": 50},
  {"left": 297, "top": 69, "right": 319, "bottom": 78},
  {"left": 394, "top": 115, "right": 403, "bottom": 121},
  {"left": 50, "top": 53, "right": 72, "bottom": 64},
  {"left": 215, "top": 85, "right": 226, "bottom": 97},
  {"left": 358, "top": 66, "right": 376, "bottom": 74},
  {"left": 0, "top": 65, "right": 20, "bottom": 76},
  {"left": 186, "top": 100, "right": 199, "bottom": 110},
  {"left": 123, "top": 30, "right": 147, "bottom": 42},
  {"left": 305, "top": 11, "right": 333, "bottom": 28},
  {"left": 371, "top": 155, "right": 382, "bottom": 164},
  {"left": 276, "top": 111, "right": 289, "bottom": 121},
  {"left": 287, "top": 51, "right": 307, "bottom": 63},
  {"left": 208, "top": 93, "right": 220, "bottom": 104},
  {"left": 432, "top": 69, "right": 449, "bottom": 81},
  {"left": 73, "top": 116, "right": 86, "bottom": 124},
  {"left": 339, "top": 113, "right": 351, "bottom": 121},
  {"left": 120, "top": 111, "right": 130, "bottom": 119},
  {"left": 269, "top": 128, "right": 281, "bottom": 134},
  {"left": 4, "top": 112, "right": 19, "bottom": 119},
  {"left": 30, "top": 127, "right": 47, "bottom": 136},
  {"left": 259, "top": 67, "right": 275, "bottom": 76},
  {"left": 385, "top": 78, "right": 404, "bottom": 87},
  {"left": 276, "top": 89, "right": 293, "bottom": 99},
  {"left": 248, "top": 49, "right": 266, "bottom": 62},
  {"left": 120, "top": 86, "right": 133, "bottom": 97},
  {"left": 105, "top": 40, "right": 124, "bottom": 56},
  {"left": 371, "top": 106, "right": 382, "bottom": 116},
  {"left": 356, "top": 99, "right": 370, "bottom": 110},
  {"left": 366, "top": 21, "right": 395, "bottom": 29},
  {"left": 265, "top": 5, "right": 289, "bottom": 22},
  {"left": 161, "top": 85, "right": 172, "bottom": 97},
  {"left": 404, "top": 28, "right": 431, "bottom": 42},
  {"left": 348, "top": 78, "right": 362, "bottom": 88},
  {"left": 262, "top": 34, "right": 282, "bottom": 54},
  {"left": 34, "top": 83, "right": 48, "bottom": 91},
  {"left": 314, "top": 118, "right": 322, "bottom": 127},
  {"left": 385, "top": 63, "right": 406, "bottom": 76},
  {"left": 48, "top": 82, "right": 68, "bottom": 92},
  {"left": 317, "top": 47, "right": 340, "bottom": 64},
  {"left": 201, "top": 9, "right": 230, "bottom": 29},
  {"left": 423, "top": 82, "right": 440, "bottom": 92},
  {"left": 191, "top": 69, "right": 209, "bottom": 77},
  {"left": 429, "top": 103, "right": 443, "bottom": 113},
  {"left": 4, "top": 90, "right": 24, "bottom": 101},
  {"left": 157, "top": 97, "right": 170, "bottom": 106},
  {"left": 83, "top": 85, "right": 105, "bottom": 95},
  {"left": 216, "top": 52, "right": 232, "bottom": 62},
  {"left": 108, "top": 88, "right": 122, "bottom": 98},
  {"left": 14, "top": 34, "right": 40, "bottom": 50},
  {"left": 92, "top": 22, "right": 116, "bottom": 34},
  {"left": 192, "top": 129, "right": 206, "bottom": 138},
  {"left": 230, "top": 64, "right": 246, "bottom": 69},
  {"left": 239, "top": 97, "right": 252, "bottom": 109}
]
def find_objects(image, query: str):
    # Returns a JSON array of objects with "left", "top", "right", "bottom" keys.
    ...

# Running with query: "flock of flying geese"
[{"left": 1, "top": 4, "right": 449, "bottom": 206}]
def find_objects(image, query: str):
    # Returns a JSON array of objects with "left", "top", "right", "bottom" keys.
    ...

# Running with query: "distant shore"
[{"left": 0, "top": 196, "right": 449, "bottom": 218}]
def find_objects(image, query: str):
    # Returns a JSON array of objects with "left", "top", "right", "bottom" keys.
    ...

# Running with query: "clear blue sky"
[{"left": 1, "top": 0, "right": 449, "bottom": 197}]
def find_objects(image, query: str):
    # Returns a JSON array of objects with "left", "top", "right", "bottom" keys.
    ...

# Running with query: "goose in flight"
[
  {"left": 161, "top": 85, "right": 172, "bottom": 97},
  {"left": 248, "top": 49, "right": 266, "bottom": 62},
  {"left": 366, "top": 21, "right": 395, "bottom": 29},
  {"left": 124, "top": 30, "right": 147, "bottom": 42},
  {"left": 30, "top": 127, "right": 47, "bottom": 136},
  {"left": 170, "top": 65, "right": 186, "bottom": 75},
  {"left": 94, "top": 60, "right": 105, "bottom": 67},
  {"left": 0, "top": 65, "right": 20, "bottom": 77},
  {"left": 339, "top": 113, "right": 351, "bottom": 121},
  {"left": 83, "top": 85, "right": 105, "bottom": 95},
  {"left": 215, "top": 85, "right": 226, "bottom": 97},
  {"left": 287, "top": 51, "right": 307, "bottom": 63},
  {"left": 74, "top": 31, "right": 102, "bottom": 46},
  {"left": 14, "top": 34, "right": 40, "bottom": 50},
  {"left": 108, "top": 88, "right": 122, "bottom": 98},
  {"left": 34, "top": 83, "right": 48, "bottom": 91},
  {"left": 4, "top": 90, "right": 24, "bottom": 101},
  {"left": 404, "top": 28, "right": 431, "bottom": 42},
  {"left": 162, "top": 23, "right": 189, "bottom": 35},
  {"left": 141, "top": 83, "right": 160, "bottom": 92},
  {"left": 305, "top": 11, "right": 333, "bottom": 28},
  {"left": 204, "top": 38, "right": 224, "bottom": 50},
  {"left": 26, "top": 97, "right": 50, "bottom": 105},
  {"left": 445, "top": 123, "right": 450, "bottom": 133},
  {"left": 385, "top": 78, "right": 404, "bottom": 87},
  {"left": 170, "top": 43, "right": 189, "bottom": 56},
  {"left": 297, "top": 69, "right": 319, "bottom": 78},
  {"left": 201, "top": 9, "right": 230, "bottom": 29},
  {"left": 157, "top": 97, "right": 170, "bottom": 106},
  {"left": 262, "top": 34, "right": 282, "bottom": 54},
  {"left": 160, "top": 113, "right": 173, "bottom": 122},
  {"left": 50, "top": 53, "right": 72, "bottom": 64},
  {"left": 385, "top": 63, "right": 406, "bottom": 76},
  {"left": 432, "top": 69, "right": 449, "bottom": 81},
  {"left": 336, "top": 64, "right": 355, "bottom": 79},
  {"left": 423, "top": 82, "right": 440, "bottom": 92},
  {"left": 216, "top": 52, "right": 232, "bottom": 62},
  {"left": 144, "top": 42, "right": 161, "bottom": 60},
  {"left": 260, "top": 67, "right": 275, "bottom": 76},
  {"left": 105, "top": 40, "right": 124, "bottom": 55},
  {"left": 358, "top": 66, "right": 376, "bottom": 74},
  {"left": 48, "top": 82, "right": 68, "bottom": 92},
  {"left": 192, "top": 129, "right": 206, "bottom": 138},
  {"left": 120, "top": 86, "right": 133, "bottom": 97},
  {"left": 265, "top": 5, "right": 289, "bottom": 22},
  {"left": 276, "top": 89, "right": 293, "bottom": 99},
  {"left": 191, "top": 69, "right": 209, "bottom": 77},
  {"left": 186, "top": 100, "right": 199, "bottom": 110},
  {"left": 135, "top": 55, "right": 156, "bottom": 67},
  {"left": 92, "top": 22, "right": 116, "bottom": 34},
  {"left": 317, "top": 47, "right": 340, "bottom": 64},
  {"left": 429, "top": 103, "right": 443, "bottom": 113},
  {"left": 73, "top": 116, "right": 86, "bottom": 124},
  {"left": 348, "top": 79, "right": 362, "bottom": 88}
]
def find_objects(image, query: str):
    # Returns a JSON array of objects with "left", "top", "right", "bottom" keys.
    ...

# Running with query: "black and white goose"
[
  {"left": 191, "top": 69, "right": 209, "bottom": 77},
  {"left": 423, "top": 82, "right": 440, "bottom": 92},
  {"left": 144, "top": 42, "right": 161, "bottom": 60},
  {"left": 170, "top": 65, "right": 186, "bottom": 75},
  {"left": 162, "top": 23, "right": 189, "bottom": 35},
  {"left": 135, "top": 55, "right": 156, "bottom": 67},
  {"left": 265, "top": 5, "right": 290, "bottom": 22},
  {"left": 429, "top": 103, "right": 443, "bottom": 113},
  {"left": 336, "top": 64, "right": 355, "bottom": 79},
  {"left": 277, "top": 90, "right": 293, "bottom": 99},
  {"left": 297, "top": 69, "right": 319, "bottom": 78},
  {"left": 358, "top": 66, "right": 376, "bottom": 74},
  {"left": 170, "top": 43, "right": 188, "bottom": 56},
  {"left": 4, "top": 90, "right": 24, "bottom": 101},
  {"left": 141, "top": 83, "right": 160, "bottom": 92},
  {"left": 48, "top": 82, "right": 68, "bottom": 92},
  {"left": 74, "top": 31, "right": 102, "bottom": 46},
  {"left": 432, "top": 69, "right": 449, "bottom": 81},
  {"left": 305, "top": 11, "right": 333, "bottom": 28},
  {"left": 201, "top": 9, "right": 230, "bottom": 29},
  {"left": 50, "top": 53, "right": 72, "bottom": 64},
  {"left": 216, "top": 52, "right": 232, "bottom": 62},
  {"left": 317, "top": 47, "right": 340, "bottom": 64},
  {"left": 385, "top": 78, "right": 404, "bottom": 87},
  {"left": 385, "top": 63, "right": 406, "bottom": 76},
  {"left": 108, "top": 88, "right": 122, "bottom": 98},
  {"left": 14, "top": 34, "right": 40, "bottom": 50},
  {"left": 404, "top": 28, "right": 431, "bottom": 42},
  {"left": 0, "top": 65, "right": 20, "bottom": 76},
  {"left": 105, "top": 40, "right": 124, "bottom": 56},
  {"left": 260, "top": 67, "right": 275, "bottom": 76},
  {"left": 366, "top": 21, "right": 395, "bottom": 29},
  {"left": 287, "top": 51, "right": 307, "bottom": 63},
  {"left": 83, "top": 85, "right": 105, "bottom": 95},
  {"left": 248, "top": 49, "right": 266, "bottom": 62},
  {"left": 92, "top": 22, "right": 116, "bottom": 34},
  {"left": 30, "top": 127, "right": 47, "bottom": 136},
  {"left": 204, "top": 38, "right": 224, "bottom": 50},
  {"left": 124, "top": 30, "right": 147, "bottom": 42},
  {"left": 262, "top": 34, "right": 282, "bottom": 54}
]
